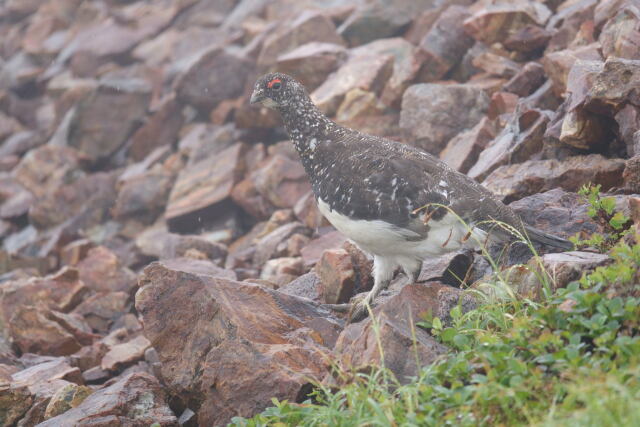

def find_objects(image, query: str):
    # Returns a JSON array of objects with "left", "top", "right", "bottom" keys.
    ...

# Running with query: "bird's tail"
[{"left": 524, "top": 225, "right": 574, "bottom": 251}]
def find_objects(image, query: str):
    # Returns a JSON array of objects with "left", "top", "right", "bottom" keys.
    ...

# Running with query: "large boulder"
[{"left": 136, "top": 260, "right": 343, "bottom": 426}]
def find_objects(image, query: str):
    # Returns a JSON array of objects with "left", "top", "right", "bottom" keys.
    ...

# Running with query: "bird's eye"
[{"left": 272, "top": 81, "right": 282, "bottom": 90}]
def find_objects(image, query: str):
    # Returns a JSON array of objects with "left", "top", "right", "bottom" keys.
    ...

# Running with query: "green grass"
[{"left": 231, "top": 186, "right": 640, "bottom": 427}]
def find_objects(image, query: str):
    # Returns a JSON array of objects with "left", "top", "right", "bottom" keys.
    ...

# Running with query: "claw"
[{"left": 347, "top": 294, "right": 373, "bottom": 323}]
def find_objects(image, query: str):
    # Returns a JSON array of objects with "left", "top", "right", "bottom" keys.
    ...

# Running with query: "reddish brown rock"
[
  {"left": 175, "top": 46, "right": 252, "bottom": 113},
  {"left": 160, "top": 257, "right": 237, "bottom": 281},
  {"left": 259, "top": 11, "right": 344, "bottom": 66},
  {"left": 277, "top": 42, "right": 348, "bottom": 92},
  {"left": 66, "top": 79, "right": 151, "bottom": 162},
  {"left": 312, "top": 53, "right": 394, "bottom": 116},
  {"left": 136, "top": 261, "right": 343, "bottom": 426},
  {"left": 0, "top": 175, "right": 34, "bottom": 220},
  {"left": 241, "top": 154, "right": 311, "bottom": 215},
  {"left": 294, "top": 191, "right": 329, "bottom": 229},
  {"left": 101, "top": 335, "right": 151, "bottom": 372},
  {"left": 9, "top": 305, "right": 82, "bottom": 356},
  {"left": 75, "top": 246, "right": 136, "bottom": 294},
  {"left": 504, "top": 61, "right": 546, "bottom": 96},
  {"left": 0, "top": 267, "right": 86, "bottom": 326},
  {"left": 12, "top": 145, "right": 81, "bottom": 199},
  {"left": 300, "top": 230, "right": 348, "bottom": 267},
  {"left": 166, "top": 143, "right": 246, "bottom": 232},
  {"left": 316, "top": 248, "right": 356, "bottom": 304},
  {"left": 472, "top": 52, "right": 521, "bottom": 79},
  {"left": 543, "top": 43, "right": 602, "bottom": 96},
  {"left": 416, "top": 6, "right": 474, "bottom": 83},
  {"left": 615, "top": 104, "right": 640, "bottom": 157},
  {"left": 113, "top": 169, "right": 173, "bottom": 224},
  {"left": 338, "top": 0, "right": 440, "bottom": 46},
  {"left": 463, "top": 1, "right": 552, "bottom": 44},
  {"left": 418, "top": 251, "right": 475, "bottom": 287},
  {"left": 624, "top": 156, "right": 640, "bottom": 192},
  {"left": 128, "top": 95, "right": 184, "bottom": 162},
  {"left": 352, "top": 37, "right": 423, "bottom": 107},
  {"left": 260, "top": 257, "right": 305, "bottom": 287},
  {"left": 38, "top": 372, "right": 178, "bottom": 427},
  {"left": 600, "top": 7, "right": 640, "bottom": 60},
  {"left": 72, "top": 292, "right": 129, "bottom": 334},
  {"left": 503, "top": 25, "right": 552, "bottom": 52},
  {"left": 253, "top": 221, "right": 310, "bottom": 267},
  {"left": 483, "top": 155, "right": 626, "bottom": 202},
  {"left": 334, "top": 283, "right": 474, "bottom": 383},
  {"left": 400, "top": 83, "right": 489, "bottom": 154},
  {"left": 29, "top": 171, "right": 118, "bottom": 230},
  {"left": 440, "top": 117, "right": 499, "bottom": 174},
  {"left": 487, "top": 91, "right": 520, "bottom": 119},
  {"left": 468, "top": 109, "right": 549, "bottom": 181}
]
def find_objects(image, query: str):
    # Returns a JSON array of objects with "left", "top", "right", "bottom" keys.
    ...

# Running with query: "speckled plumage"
[{"left": 251, "top": 73, "right": 571, "bottom": 321}]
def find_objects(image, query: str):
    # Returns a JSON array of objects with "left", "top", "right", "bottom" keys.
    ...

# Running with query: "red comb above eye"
[{"left": 267, "top": 78, "right": 282, "bottom": 88}]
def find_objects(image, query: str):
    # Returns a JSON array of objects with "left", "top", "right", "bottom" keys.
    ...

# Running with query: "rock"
[
  {"left": 507, "top": 251, "right": 610, "bottom": 299},
  {"left": 473, "top": 52, "right": 521, "bottom": 79},
  {"left": 250, "top": 154, "right": 311, "bottom": 212},
  {"left": 276, "top": 42, "right": 347, "bottom": 92},
  {"left": 487, "top": 91, "right": 520, "bottom": 119},
  {"left": 66, "top": 79, "right": 151, "bottom": 162},
  {"left": 316, "top": 248, "right": 356, "bottom": 304},
  {"left": 175, "top": 46, "right": 251, "bottom": 113},
  {"left": 258, "top": 11, "right": 344, "bottom": 66},
  {"left": 615, "top": 104, "right": 640, "bottom": 157},
  {"left": 351, "top": 38, "right": 423, "bottom": 107},
  {"left": 416, "top": 6, "right": 474, "bottom": 83},
  {"left": 503, "top": 25, "right": 552, "bottom": 52},
  {"left": 278, "top": 271, "right": 322, "bottom": 301},
  {"left": 72, "top": 291, "right": 129, "bottom": 334},
  {"left": 483, "top": 155, "right": 626, "bottom": 202},
  {"left": 400, "top": 83, "right": 489, "bottom": 154},
  {"left": 101, "top": 335, "right": 151, "bottom": 372},
  {"left": 463, "top": 0, "right": 552, "bottom": 44},
  {"left": 334, "top": 283, "right": 475, "bottom": 383},
  {"left": 12, "top": 145, "right": 81, "bottom": 199},
  {"left": 508, "top": 189, "right": 603, "bottom": 238},
  {"left": 440, "top": 117, "right": 497, "bottom": 173},
  {"left": 165, "top": 143, "right": 246, "bottom": 232},
  {"left": 38, "top": 373, "right": 178, "bottom": 427},
  {"left": 113, "top": 169, "right": 173, "bottom": 224},
  {"left": 0, "top": 130, "right": 43, "bottom": 158},
  {"left": 75, "top": 246, "right": 136, "bottom": 295},
  {"left": 43, "top": 382, "right": 92, "bottom": 420},
  {"left": 312, "top": 53, "right": 393, "bottom": 116},
  {"left": 0, "top": 267, "right": 86, "bottom": 327},
  {"left": 624, "top": 156, "right": 640, "bottom": 192},
  {"left": 543, "top": 43, "right": 602, "bottom": 96},
  {"left": 338, "top": 0, "right": 439, "bottom": 46},
  {"left": 260, "top": 257, "right": 305, "bottom": 287},
  {"left": 135, "top": 227, "right": 228, "bottom": 265},
  {"left": 160, "top": 257, "right": 237, "bottom": 281},
  {"left": 600, "top": 6, "right": 640, "bottom": 60},
  {"left": 82, "top": 366, "right": 110, "bottom": 384},
  {"left": 136, "top": 261, "right": 343, "bottom": 426},
  {"left": 503, "top": 62, "right": 546, "bottom": 96},
  {"left": 300, "top": 230, "right": 347, "bottom": 267},
  {"left": 9, "top": 305, "right": 83, "bottom": 356},
  {"left": 0, "top": 176, "right": 34, "bottom": 220},
  {"left": 178, "top": 124, "right": 238, "bottom": 167},
  {"left": 128, "top": 95, "right": 184, "bottom": 162},
  {"left": 294, "top": 191, "right": 328, "bottom": 229},
  {"left": 253, "top": 221, "right": 310, "bottom": 267},
  {"left": 418, "top": 251, "right": 474, "bottom": 287},
  {"left": 335, "top": 89, "right": 384, "bottom": 122},
  {"left": 468, "top": 108, "right": 550, "bottom": 181}
]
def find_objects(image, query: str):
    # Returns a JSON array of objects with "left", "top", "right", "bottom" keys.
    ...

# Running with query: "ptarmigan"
[{"left": 250, "top": 72, "right": 572, "bottom": 321}]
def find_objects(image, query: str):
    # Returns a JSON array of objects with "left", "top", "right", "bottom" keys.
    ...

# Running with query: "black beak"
[{"left": 250, "top": 89, "right": 265, "bottom": 105}]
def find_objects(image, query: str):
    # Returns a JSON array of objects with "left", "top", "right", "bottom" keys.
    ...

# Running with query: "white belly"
[{"left": 317, "top": 198, "right": 485, "bottom": 259}]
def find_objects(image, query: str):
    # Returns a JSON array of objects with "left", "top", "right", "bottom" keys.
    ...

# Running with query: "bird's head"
[{"left": 250, "top": 73, "right": 306, "bottom": 109}]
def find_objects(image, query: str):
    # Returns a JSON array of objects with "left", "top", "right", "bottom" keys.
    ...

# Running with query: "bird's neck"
[{"left": 277, "top": 97, "right": 338, "bottom": 155}]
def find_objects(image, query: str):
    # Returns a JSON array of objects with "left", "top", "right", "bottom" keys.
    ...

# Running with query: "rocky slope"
[{"left": 0, "top": 0, "right": 639, "bottom": 425}]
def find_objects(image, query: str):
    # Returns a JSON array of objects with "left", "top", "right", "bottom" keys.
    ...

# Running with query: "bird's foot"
[{"left": 347, "top": 293, "right": 374, "bottom": 323}]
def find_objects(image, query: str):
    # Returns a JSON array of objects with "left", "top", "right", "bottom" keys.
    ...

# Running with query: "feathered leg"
[{"left": 349, "top": 255, "right": 395, "bottom": 322}]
